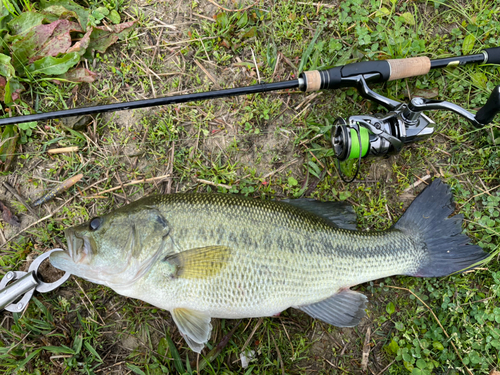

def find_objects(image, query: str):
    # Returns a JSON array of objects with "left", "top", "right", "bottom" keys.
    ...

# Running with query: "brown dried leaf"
[
  {"left": 67, "top": 28, "right": 92, "bottom": 55},
  {"left": 0, "top": 200, "right": 20, "bottom": 227},
  {"left": 56, "top": 67, "right": 96, "bottom": 83},
  {"left": 31, "top": 20, "right": 83, "bottom": 62},
  {"left": 411, "top": 88, "right": 439, "bottom": 99},
  {"left": 87, "top": 21, "right": 135, "bottom": 54}
]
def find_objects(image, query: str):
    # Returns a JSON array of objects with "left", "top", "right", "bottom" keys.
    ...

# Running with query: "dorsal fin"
[{"left": 282, "top": 199, "right": 357, "bottom": 230}]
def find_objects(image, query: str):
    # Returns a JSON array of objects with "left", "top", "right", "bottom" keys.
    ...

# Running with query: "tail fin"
[{"left": 394, "top": 178, "right": 489, "bottom": 277}]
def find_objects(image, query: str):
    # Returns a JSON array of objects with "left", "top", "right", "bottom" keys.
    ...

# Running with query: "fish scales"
[
  {"left": 50, "top": 179, "right": 489, "bottom": 353},
  {"left": 113, "top": 194, "right": 419, "bottom": 315}
]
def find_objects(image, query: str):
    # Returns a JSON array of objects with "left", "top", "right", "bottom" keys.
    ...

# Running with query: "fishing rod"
[{"left": 1, "top": 47, "right": 499, "bottom": 181}]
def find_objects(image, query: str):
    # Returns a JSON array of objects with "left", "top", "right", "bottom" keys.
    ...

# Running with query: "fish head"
[{"left": 50, "top": 202, "right": 171, "bottom": 288}]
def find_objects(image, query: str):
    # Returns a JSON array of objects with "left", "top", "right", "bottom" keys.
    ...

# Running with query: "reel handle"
[
  {"left": 408, "top": 85, "right": 500, "bottom": 128},
  {"left": 475, "top": 85, "right": 500, "bottom": 125}
]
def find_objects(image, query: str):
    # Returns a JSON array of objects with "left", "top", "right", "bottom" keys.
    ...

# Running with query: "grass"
[{"left": 0, "top": 0, "right": 499, "bottom": 374}]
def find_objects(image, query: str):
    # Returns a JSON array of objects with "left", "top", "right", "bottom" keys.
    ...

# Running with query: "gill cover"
[{"left": 51, "top": 204, "right": 172, "bottom": 288}]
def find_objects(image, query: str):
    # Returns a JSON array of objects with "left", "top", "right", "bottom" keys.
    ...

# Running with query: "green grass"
[{"left": 0, "top": 0, "right": 499, "bottom": 373}]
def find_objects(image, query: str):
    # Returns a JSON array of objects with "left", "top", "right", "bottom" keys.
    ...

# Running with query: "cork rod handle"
[{"left": 387, "top": 57, "right": 431, "bottom": 81}]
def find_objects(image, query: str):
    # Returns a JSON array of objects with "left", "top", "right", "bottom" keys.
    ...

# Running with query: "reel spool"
[
  {"left": 332, "top": 118, "right": 367, "bottom": 183},
  {"left": 331, "top": 115, "right": 403, "bottom": 183}
]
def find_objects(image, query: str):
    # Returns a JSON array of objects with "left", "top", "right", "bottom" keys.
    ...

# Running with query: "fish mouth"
[{"left": 65, "top": 228, "right": 93, "bottom": 264}]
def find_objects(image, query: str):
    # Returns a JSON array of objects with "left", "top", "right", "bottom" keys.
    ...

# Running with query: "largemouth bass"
[{"left": 50, "top": 179, "right": 488, "bottom": 352}]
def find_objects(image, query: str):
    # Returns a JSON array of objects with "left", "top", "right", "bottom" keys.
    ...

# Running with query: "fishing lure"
[{"left": 33, "top": 173, "right": 83, "bottom": 206}]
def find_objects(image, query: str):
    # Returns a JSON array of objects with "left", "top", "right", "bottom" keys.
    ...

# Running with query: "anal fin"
[
  {"left": 298, "top": 289, "right": 367, "bottom": 327},
  {"left": 172, "top": 308, "right": 212, "bottom": 353}
]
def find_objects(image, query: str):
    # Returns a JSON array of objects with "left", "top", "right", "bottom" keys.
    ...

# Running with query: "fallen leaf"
[
  {"left": 32, "top": 19, "right": 82, "bottom": 61},
  {"left": 11, "top": 20, "right": 63, "bottom": 72},
  {"left": 66, "top": 28, "right": 92, "bottom": 55},
  {"left": 41, "top": 4, "right": 79, "bottom": 21},
  {"left": 0, "top": 200, "right": 20, "bottom": 227},
  {"left": 412, "top": 88, "right": 439, "bottom": 99},
  {"left": 40, "top": 0, "right": 89, "bottom": 32},
  {"left": 86, "top": 21, "right": 135, "bottom": 54},
  {"left": 56, "top": 67, "right": 97, "bottom": 83},
  {"left": 7, "top": 11, "right": 46, "bottom": 35}
]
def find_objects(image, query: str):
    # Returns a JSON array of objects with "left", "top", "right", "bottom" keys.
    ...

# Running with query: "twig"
[
  {"left": 403, "top": 174, "right": 431, "bottom": 192},
  {"left": 87, "top": 175, "right": 170, "bottom": 198},
  {"left": 94, "top": 361, "right": 126, "bottom": 373},
  {"left": 386, "top": 285, "right": 473, "bottom": 375},
  {"left": 193, "top": 12, "right": 215, "bottom": 22},
  {"left": 251, "top": 48, "right": 261, "bottom": 83},
  {"left": 148, "top": 36, "right": 218, "bottom": 47},
  {"left": 459, "top": 183, "right": 500, "bottom": 209},
  {"left": 281, "top": 322, "right": 294, "bottom": 357},
  {"left": 323, "top": 356, "right": 350, "bottom": 373},
  {"left": 422, "top": 155, "right": 440, "bottom": 176},
  {"left": 361, "top": 327, "right": 371, "bottom": 371},
  {"left": 307, "top": 149, "right": 333, "bottom": 177},
  {"left": 271, "top": 334, "right": 285, "bottom": 375},
  {"left": 241, "top": 317, "right": 264, "bottom": 353},
  {"left": 194, "top": 60, "right": 220, "bottom": 88},
  {"left": 47, "top": 146, "right": 79, "bottom": 154},
  {"left": 376, "top": 359, "right": 396, "bottom": 375},
  {"left": 435, "top": 147, "right": 451, "bottom": 156},
  {"left": 463, "top": 267, "right": 488, "bottom": 274},
  {"left": 74, "top": 278, "right": 106, "bottom": 325},
  {"left": 297, "top": 1, "right": 338, "bottom": 8},
  {"left": 478, "top": 177, "right": 492, "bottom": 196},
  {"left": 262, "top": 158, "right": 300, "bottom": 179},
  {"left": 2, "top": 182, "right": 38, "bottom": 217},
  {"left": 295, "top": 92, "right": 321, "bottom": 111},
  {"left": 207, "top": 0, "right": 259, "bottom": 12},
  {"left": 1, "top": 214, "right": 52, "bottom": 246},
  {"left": 196, "top": 178, "right": 232, "bottom": 190}
]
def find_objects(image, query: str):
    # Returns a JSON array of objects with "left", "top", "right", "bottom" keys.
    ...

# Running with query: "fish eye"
[{"left": 89, "top": 217, "right": 101, "bottom": 231}]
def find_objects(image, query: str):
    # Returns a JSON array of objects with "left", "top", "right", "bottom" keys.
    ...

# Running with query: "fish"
[{"left": 50, "top": 179, "right": 488, "bottom": 353}]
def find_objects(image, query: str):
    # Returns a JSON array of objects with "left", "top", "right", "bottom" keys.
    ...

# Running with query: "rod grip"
[
  {"left": 387, "top": 57, "right": 431, "bottom": 81},
  {"left": 300, "top": 68, "right": 342, "bottom": 92},
  {"left": 484, "top": 47, "right": 500, "bottom": 64}
]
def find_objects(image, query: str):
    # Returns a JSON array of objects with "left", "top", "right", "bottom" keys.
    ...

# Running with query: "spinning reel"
[{"left": 330, "top": 75, "right": 500, "bottom": 182}]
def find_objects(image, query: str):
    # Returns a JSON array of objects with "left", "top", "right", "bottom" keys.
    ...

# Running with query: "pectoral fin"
[
  {"left": 172, "top": 308, "right": 212, "bottom": 353},
  {"left": 298, "top": 289, "right": 367, "bottom": 327},
  {"left": 164, "top": 246, "right": 232, "bottom": 279}
]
